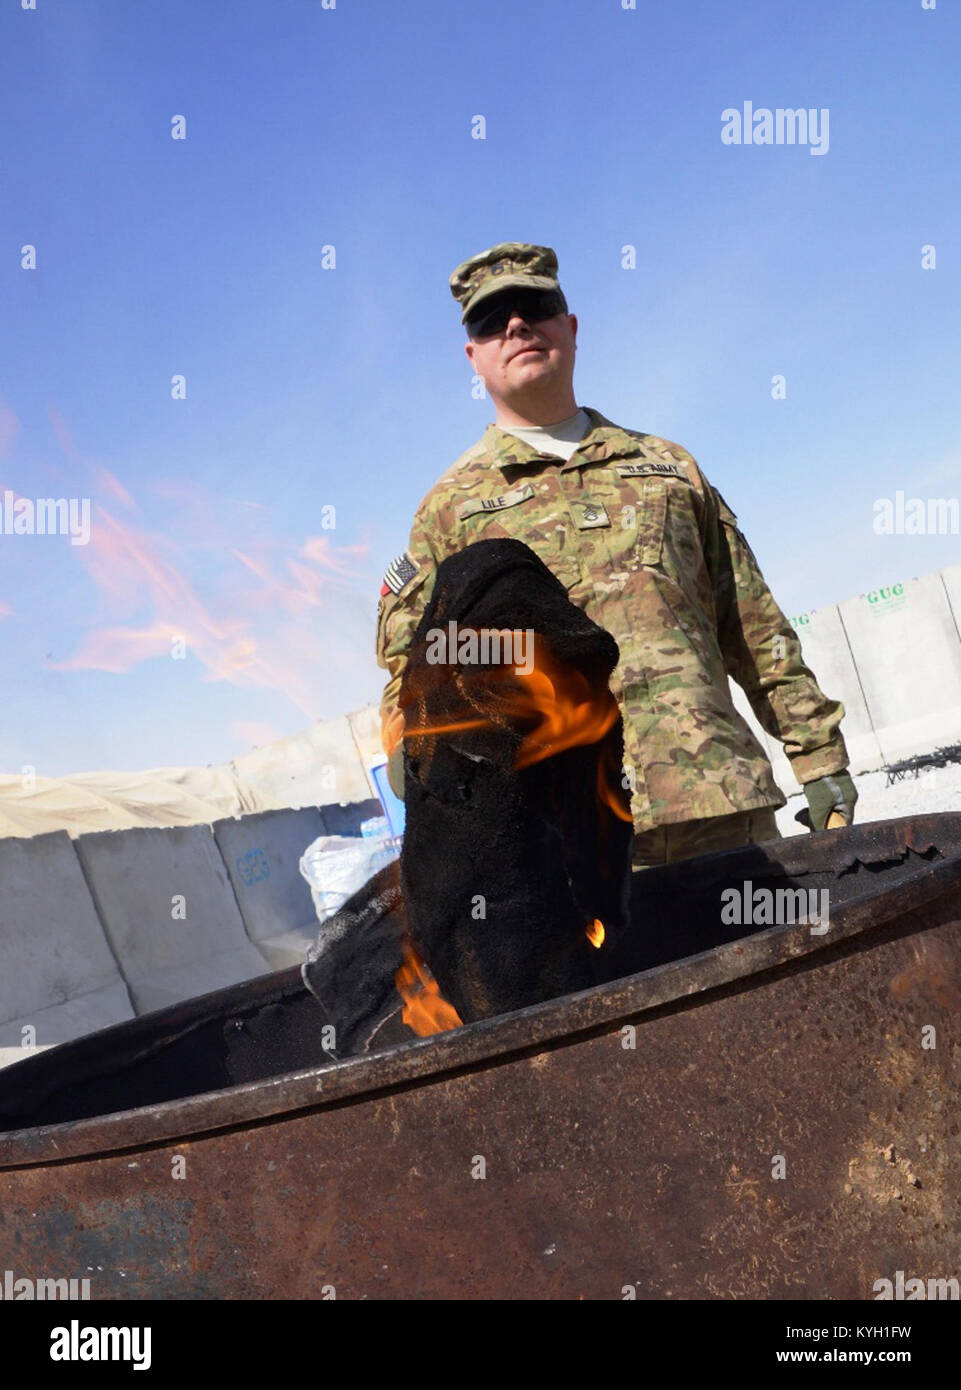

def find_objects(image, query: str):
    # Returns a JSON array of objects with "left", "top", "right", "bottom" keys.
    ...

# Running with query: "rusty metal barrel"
[{"left": 0, "top": 813, "right": 959, "bottom": 1299}]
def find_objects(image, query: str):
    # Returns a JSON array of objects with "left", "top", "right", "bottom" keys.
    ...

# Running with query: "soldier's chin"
[{"left": 511, "top": 354, "right": 551, "bottom": 375}]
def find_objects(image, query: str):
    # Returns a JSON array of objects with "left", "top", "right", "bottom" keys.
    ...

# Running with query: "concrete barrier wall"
[
  {"left": 0, "top": 801, "right": 388, "bottom": 1069},
  {"left": 837, "top": 573, "right": 961, "bottom": 765},
  {"left": 0, "top": 831, "right": 135, "bottom": 1069},
  {"left": 940, "top": 563, "right": 961, "bottom": 627},
  {"left": 785, "top": 605, "right": 883, "bottom": 784},
  {"left": 74, "top": 826, "right": 270, "bottom": 1015},
  {"left": 733, "top": 600, "right": 886, "bottom": 793},
  {"left": 213, "top": 808, "right": 327, "bottom": 970},
  {"left": 729, "top": 564, "right": 961, "bottom": 787}
]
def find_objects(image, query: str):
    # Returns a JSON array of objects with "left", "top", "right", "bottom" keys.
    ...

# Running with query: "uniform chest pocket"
[{"left": 615, "top": 464, "right": 697, "bottom": 570}]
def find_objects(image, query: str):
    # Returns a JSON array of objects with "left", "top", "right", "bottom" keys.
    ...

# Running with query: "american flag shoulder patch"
[{"left": 380, "top": 551, "right": 419, "bottom": 597}]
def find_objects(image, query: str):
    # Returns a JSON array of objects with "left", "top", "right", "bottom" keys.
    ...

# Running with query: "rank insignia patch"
[
  {"left": 381, "top": 551, "right": 419, "bottom": 597},
  {"left": 574, "top": 501, "right": 610, "bottom": 529}
]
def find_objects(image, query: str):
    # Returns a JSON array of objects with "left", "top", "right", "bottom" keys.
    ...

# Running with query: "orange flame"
[
  {"left": 399, "top": 631, "right": 633, "bottom": 821},
  {"left": 510, "top": 636, "right": 621, "bottom": 771},
  {"left": 586, "top": 919, "right": 605, "bottom": 949},
  {"left": 395, "top": 938, "right": 463, "bottom": 1037}
]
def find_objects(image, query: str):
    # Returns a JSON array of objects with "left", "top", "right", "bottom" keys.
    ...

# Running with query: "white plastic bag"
[{"left": 299, "top": 832, "right": 400, "bottom": 925}]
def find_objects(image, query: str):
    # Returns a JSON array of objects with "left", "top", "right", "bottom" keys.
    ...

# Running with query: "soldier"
[{"left": 376, "top": 242, "right": 857, "bottom": 867}]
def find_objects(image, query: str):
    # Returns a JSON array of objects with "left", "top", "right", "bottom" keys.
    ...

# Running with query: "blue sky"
[{"left": 1, "top": 0, "right": 958, "bottom": 777}]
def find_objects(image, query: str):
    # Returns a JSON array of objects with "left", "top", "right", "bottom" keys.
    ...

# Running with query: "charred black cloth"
[
  {"left": 301, "top": 859, "right": 413, "bottom": 1055},
  {"left": 398, "top": 537, "right": 633, "bottom": 1022}
]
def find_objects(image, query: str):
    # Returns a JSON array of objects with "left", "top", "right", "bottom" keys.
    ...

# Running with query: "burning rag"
[{"left": 397, "top": 537, "right": 633, "bottom": 1022}]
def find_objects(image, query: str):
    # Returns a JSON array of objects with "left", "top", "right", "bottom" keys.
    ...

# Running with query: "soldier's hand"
[{"left": 803, "top": 771, "right": 858, "bottom": 831}]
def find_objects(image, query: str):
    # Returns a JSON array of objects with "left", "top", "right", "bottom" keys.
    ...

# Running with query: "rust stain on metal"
[{"left": 889, "top": 936, "right": 961, "bottom": 1009}]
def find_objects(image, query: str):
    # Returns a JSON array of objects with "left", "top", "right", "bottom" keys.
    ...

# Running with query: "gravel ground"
[{"left": 775, "top": 760, "right": 961, "bottom": 838}]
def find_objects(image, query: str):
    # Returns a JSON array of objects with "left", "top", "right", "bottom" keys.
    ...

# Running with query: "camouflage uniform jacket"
[{"left": 376, "top": 406, "right": 848, "bottom": 833}]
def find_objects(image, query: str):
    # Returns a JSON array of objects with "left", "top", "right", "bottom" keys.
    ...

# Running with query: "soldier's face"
[{"left": 464, "top": 300, "right": 578, "bottom": 405}]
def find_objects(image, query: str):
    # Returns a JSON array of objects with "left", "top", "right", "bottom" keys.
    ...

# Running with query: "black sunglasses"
[{"left": 465, "top": 289, "right": 566, "bottom": 340}]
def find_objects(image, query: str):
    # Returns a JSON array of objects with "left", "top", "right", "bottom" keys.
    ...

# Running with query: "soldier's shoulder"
[
  {"left": 638, "top": 433, "right": 736, "bottom": 522},
  {"left": 449, "top": 432, "right": 494, "bottom": 474},
  {"left": 414, "top": 433, "right": 492, "bottom": 517},
  {"left": 604, "top": 419, "right": 708, "bottom": 490},
  {"left": 633, "top": 430, "right": 700, "bottom": 470},
  {"left": 591, "top": 408, "right": 693, "bottom": 459},
  {"left": 437, "top": 433, "right": 493, "bottom": 485}
]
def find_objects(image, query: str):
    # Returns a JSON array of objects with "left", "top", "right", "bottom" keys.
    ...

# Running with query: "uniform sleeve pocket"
[{"left": 635, "top": 477, "right": 668, "bottom": 566}]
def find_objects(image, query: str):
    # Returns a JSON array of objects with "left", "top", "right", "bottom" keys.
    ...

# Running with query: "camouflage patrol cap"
[{"left": 449, "top": 242, "right": 566, "bottom": 324}]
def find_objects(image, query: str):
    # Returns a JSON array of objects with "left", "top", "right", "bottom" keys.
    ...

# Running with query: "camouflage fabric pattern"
[
  {"left": 376, "top": 407, "right": 849, "bottom": 835},
  {"left": 631, "top": 808, "right": 781, "bottom": 869},
  {"left": 448, "top": 242, "right": 565, "bottom": 323}
]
